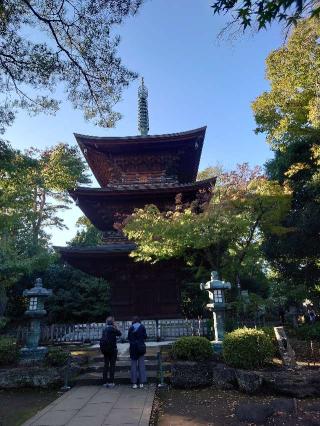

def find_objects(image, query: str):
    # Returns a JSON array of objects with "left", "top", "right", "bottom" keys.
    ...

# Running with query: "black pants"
[{"left": 103, "top": 350, "right": 117, "bottom": 383}]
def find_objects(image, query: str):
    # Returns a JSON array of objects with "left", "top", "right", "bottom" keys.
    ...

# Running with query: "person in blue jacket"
[{"left": 128, "top": 316, "right": 147, "bottom": 388}]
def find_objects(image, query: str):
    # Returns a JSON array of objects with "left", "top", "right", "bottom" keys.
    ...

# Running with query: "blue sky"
[{"left": 4, "top": 0, "right": 284, "bottom": 246}]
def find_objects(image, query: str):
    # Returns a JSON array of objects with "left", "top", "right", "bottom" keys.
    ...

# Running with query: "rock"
[
  {"left": 212, "top": 364, "right": 236, "bottom": 389},
  {"left": 262, "top": 370, "right": 320, "bottom": 398},
  {"left": 170, "top": 360, "right": 320, "bottom": 397},
  {"left": 171, "top": 361, "right": 213, "bottom": 388},
  {"left": 0, "top": 366, "right": 63, "bottom": 389},
  {"left": 235, "top": 402, "right": 274, "bottom": 424},
  {"left": 236, "top": 370, "right": 263, "bottom": 393},
  {"left": 271, "top": 398, "right": 295, "bottom": 413}
]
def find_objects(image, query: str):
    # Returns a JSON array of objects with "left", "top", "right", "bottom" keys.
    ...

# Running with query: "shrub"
[
  {"left": 223, "top": 327, "right": 275, "bottom": 369},
  {"left": 45, "top": 347, "right": 70, "bottom": 367},
  {"left": 171, "top": 336, "right": 213, "bottom": 362},
  {"left": 259, "top": 326, "right": 277, "bottom": 345},
  {"left": 296, "top": 323, "right": 320, "bottom": 341},
  {"left": 258, "top": 326, "right": 280, "bottom": 357},
  {"left": 0, "top": 317, "right": 8, "bottom": 331},
  {"left": 0, "top": 337, "right": 19, "bottom": 366}
]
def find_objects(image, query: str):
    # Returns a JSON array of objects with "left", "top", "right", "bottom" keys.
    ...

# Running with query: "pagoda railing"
[{"left": 16, "top": 319, "right": 210, "bottom": 344}]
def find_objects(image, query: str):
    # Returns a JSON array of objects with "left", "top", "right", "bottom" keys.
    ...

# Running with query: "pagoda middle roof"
[
  {"left": 70, "top": 177, "right": 215, "bottom": 198},
  {"left": 74, "top": 127, "right": 207, "bottom": 186}
]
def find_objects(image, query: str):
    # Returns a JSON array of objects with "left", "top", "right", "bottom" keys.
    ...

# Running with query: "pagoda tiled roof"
[
  {"left": 74, "top": 127, "right": 206, "bottom": 147},
  {"left": 70, "top": 177, "right": 215, "bottom": 198},
  {"left": 56, "top": 243, "right": 136, "bottom": 255},
  {"left": 74, "top": 127, "right": 207, "bottom": 186}
]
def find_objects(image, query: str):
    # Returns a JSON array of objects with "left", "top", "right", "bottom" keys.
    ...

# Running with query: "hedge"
[
  {"left": 0, "top": 337, "right": 19, "bottom": 366},
  {"left": 223, "top": 327, "right": 275, "bottom": 369},
  {"left": 171, "top": 336, "right": 212, "bottom": 362}
]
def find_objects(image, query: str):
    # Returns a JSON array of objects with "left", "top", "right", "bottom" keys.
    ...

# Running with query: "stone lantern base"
[{"left": 19, "top": 347, "right": 48, "bottom": 365}]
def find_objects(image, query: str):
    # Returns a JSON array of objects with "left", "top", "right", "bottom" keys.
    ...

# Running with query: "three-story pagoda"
[{"left": 58, "top": 80, "right": 215, "bottom": 319}]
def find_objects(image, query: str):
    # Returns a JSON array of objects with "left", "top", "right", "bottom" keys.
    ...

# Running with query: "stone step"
[
  {"left": 87, "top": 361, "right": 171, "bottom": 373},
  {"left": 74, "top": 370, "right": 170, "bottom": 386},
  {"left": 90, "top": 354, "right": 161, "bottom": 363}
]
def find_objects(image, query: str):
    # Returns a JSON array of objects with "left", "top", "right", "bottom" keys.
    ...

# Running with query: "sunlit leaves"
[
  {"left": 252, "top": 18, "right": 320, "bottom": 149},
  {"left": 124, "top": 164, "right": 291, "bottom": 283},
  {"left": 211, "top": 0, "right": 319, "bottom": 30}
]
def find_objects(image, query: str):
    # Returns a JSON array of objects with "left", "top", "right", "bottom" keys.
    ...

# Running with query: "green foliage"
[
  {"left": 252, "top": 19, "right": 320, "bottom": 305},
  {"left": 0, "top": 141, "right": 90, "bottom": 320},
  {"left": 263, "top": 137, "right": 320, "bottom": 302},
  {"left": 45, "top": 347, "right": 70, "bottom": 367},
  {"left": 180, "top": 282, "right": 209, "bottom": 319},
  {"left": 223, "top": 328, "right": 275, "bottom": 369},
  {"left": 296, "top": 323, "right": 320, "bottom": 341},
  {"left": 252, "top": 18, "right": 320, "bottom": 149},
  {"left": 69, "top": 216, "right": 102, "bottom": 247},
  {"left": 212, "top": 0, "right": 319, "bottom": 31},
  {"left": 0, "top": 317, "right": 8, "bottom": 330},
  {"left": 44, "top": 262, "right": 110, "bottom": 323},
  {"left": 229, "top": 293, "right": 266, "bottom": 319},
  {"left": 171, "top": 336, "right": 213, "bottom": 362},
  {"left": 124, "top": 163, "right": 290, "bottom": 290},
  {"left": 197, "top": 164, "right": 223, "bottom": 181},
  {"left": 0, "top": 337, "right": 18, "bottom": 366},
  {"left": 0, "top": 1, "right": 141, "bottom": 132}
]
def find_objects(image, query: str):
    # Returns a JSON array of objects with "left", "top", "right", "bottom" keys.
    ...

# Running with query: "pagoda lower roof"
[
  {"left": 70, "top": 177, "right": 216, "bottom": 198},
  {"left": 56, "top": 244, "right": 136, "bottom": 256}
]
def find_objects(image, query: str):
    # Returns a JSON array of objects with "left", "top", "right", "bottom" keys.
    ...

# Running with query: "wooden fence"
[{"left": 16, "top": 319, "right": 210, "bottom": 345}]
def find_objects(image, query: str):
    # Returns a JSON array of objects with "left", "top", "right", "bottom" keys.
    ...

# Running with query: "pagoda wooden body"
[{"left": 58, "top": 127, "right": 215, "bottom": 320}]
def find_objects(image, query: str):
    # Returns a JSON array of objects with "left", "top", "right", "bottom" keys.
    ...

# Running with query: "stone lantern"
[
  {"left": 20, "top": 278, "right": 52, "bottom": 362},
  {"left": 200, "top": 271, "right": 231, "bottom": 352}
]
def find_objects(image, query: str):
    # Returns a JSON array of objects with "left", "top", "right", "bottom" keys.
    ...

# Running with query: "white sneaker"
[
  {"left": 139, "top": 384, "right": 144, "bottom": 389},
  {"left": 132, "top": 384, "right": 138, "bottom": 389},
  {"left": 107, "top": 383, "right": 115, "bottom": 388}
]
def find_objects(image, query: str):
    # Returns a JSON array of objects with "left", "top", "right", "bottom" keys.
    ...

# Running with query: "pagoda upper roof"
[{"left": 74, "top": 127, "right": 207, "bottom": 187}]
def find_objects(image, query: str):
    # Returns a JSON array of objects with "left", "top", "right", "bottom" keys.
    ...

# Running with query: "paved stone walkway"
[{"left": 22, "top": 385, "right": 155, "bottom": 426}]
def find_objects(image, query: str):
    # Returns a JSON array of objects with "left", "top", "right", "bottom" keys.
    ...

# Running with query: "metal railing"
[{"left": 16, "top": 319, "right": 210, "bottom": 344}]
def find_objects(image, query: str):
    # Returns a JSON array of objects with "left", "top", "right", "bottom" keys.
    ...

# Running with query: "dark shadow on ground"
[
  {"left": 154, "top": 387, "right": 320, "bottom": 425},
  {"left": 0, "top": 389, "right": 60, "bottom": 426}
]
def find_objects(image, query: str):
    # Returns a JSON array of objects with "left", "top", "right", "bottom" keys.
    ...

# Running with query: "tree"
[
  {"left": 211, "top": 0, "right": 320, "bottom": 31},
  {"left": 0, "top": 0, "right": 142, "bottom": 132},
  {"left": 252, "top": 19, "right": 320, "bottom": 305},
  {"left": 43, "top": 262, "right": 110, "bottom": 323},
  {"left": 252, "top": 18, "right": 320, "bottom": 149},
  {"left": 0, "top": 140, "right": 90, "bottom": 318},
  {"left": 262, "top": 137, "right": 320, "bottom": 304},
  {"left": 196, "top": 164, "right": 223, "bottom": 181},
  {"left": 69, "top": 216, "right": 102, "bottom": 247},
  {"left": 123, "top": 164, "right": 291, "bottom": 285},
  {"left": 0, "top": 141, "right": 90, "bottom": 247}
]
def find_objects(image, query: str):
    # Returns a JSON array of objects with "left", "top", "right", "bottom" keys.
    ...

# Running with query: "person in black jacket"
[
  {"left": 100, "top": 316, "right": 122, "bottom": 388},
  {"left": 128, "top": 316, "right": 147, "bottom": 389}
]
